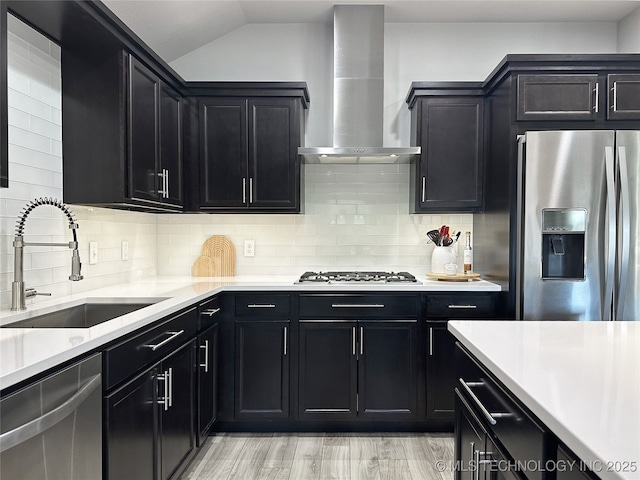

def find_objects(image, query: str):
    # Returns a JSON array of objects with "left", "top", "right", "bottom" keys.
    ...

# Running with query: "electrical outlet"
[
  {"left": 244, "top": 239, "right": 255, "bottom": 257},
  {"left": 121, "top": 241, "right": 129, "bottom": 261},
  {"left": 89, "top": 242, "right": 98, "bottom": 264}
]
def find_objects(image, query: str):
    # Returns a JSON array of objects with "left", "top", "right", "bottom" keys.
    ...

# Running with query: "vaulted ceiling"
[{"left": 102, "top": 0, "right": 640, "bottom": 62}]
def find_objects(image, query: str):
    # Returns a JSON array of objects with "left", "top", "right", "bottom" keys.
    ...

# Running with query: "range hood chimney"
[{"left": 298, "top": 5, "right": 420, "bottom": 164}]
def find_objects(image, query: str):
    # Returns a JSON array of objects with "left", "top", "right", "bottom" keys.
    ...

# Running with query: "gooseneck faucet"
[{"left": 11, "top": 198, "right": 83, "bottom": 311}]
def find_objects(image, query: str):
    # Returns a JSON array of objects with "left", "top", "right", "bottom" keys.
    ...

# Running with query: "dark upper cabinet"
[
  {"left": 607, "top": 74, "right": 640, "bottom": 120},
  {"left": 198, "top": 96, "right": 302, "bottom": 212},
  {"left": 234, "top": 320, "right": 290, "bottom": 419},
  {"left": 409, "top": 96, "right": 484, "bottom": 212},
  {"left": 0, "top": 3, "right": 7, "bottom": 188},
  {"left": 63, "top": 51, "right": 183, "bottom": 211},
  {"left": 517, "top": 73, "right": 640, "bottom": 122},
  {"left": 516, "top": 74, "right": 599, "bottom": 121}
]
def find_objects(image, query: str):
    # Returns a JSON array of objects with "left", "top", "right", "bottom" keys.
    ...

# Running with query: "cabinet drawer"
[
  {"left": 103, "top": 306, "right": 198, "bottom": 390},
  {"left": 426, "top": 294, "right": 496, "bottom": 318},
  {"left": 199, "top": 295, "right": 221, "bottom": 329},
  {"left": 234, "top": 294, "right": 290, "bottom": 317},
  {"left": 299, "top": 294, "right": 418, "bottom": 318}
]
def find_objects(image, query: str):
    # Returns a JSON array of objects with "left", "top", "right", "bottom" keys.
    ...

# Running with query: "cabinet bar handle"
[
  {"left": 158, "top": 370, "right": 170, "bottom": 411},
  {"left": 429, "top": 327, "right": 433, "bottom": 356},
  {"left": 593, "top": 83, "right": 599, "bottom": 113},
  {"left": 242, "top": 177, "right": 246, "bottom": 204},
  {"left": 331, "top": 304, "right": 384, "bottom": 308},
  {"left": 202, "top": 308, "right": 220, "bottom": 316},
  {"left": 421, "top": 176, "right": 426, "bottom": 203},
  {"left": 249, "top": 177, "right": 253, "bottom": 204},
  {"left": 459, "top": 378, "right": 497, "bottom": 425},
  {"left": 200, "top": 340, "right": 209, "bottom": 372},
  {"left": 352, "top": 327, "right": 356, "bottom": 355},
  {"left": 448, "top": 304, "right": 477, "bottom": 309},
  {"left": 168, "top": 367, "right": 173, "bottom": 408},
  {"left": 283, "top": 326, "right": 288, "bottom": 356},
  {"left": 612, "top": 82, "right": 618, "bottom": 111},
  {"left": 360, "top": 326, "right": 364, "bottom": 356},
  {"left": 144, "top": 330, "right": 184, "bottom": 351},
  {"left": 247, "top": 304, "right": 276, "bottom": 308},
  {"left": 164, "top": 169, "right": 169, "bottom": 198}
]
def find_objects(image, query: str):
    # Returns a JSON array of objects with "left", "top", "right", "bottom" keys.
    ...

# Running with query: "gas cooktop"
[{"left": 296, "top": 271, "right": 421, "bottom": 284}]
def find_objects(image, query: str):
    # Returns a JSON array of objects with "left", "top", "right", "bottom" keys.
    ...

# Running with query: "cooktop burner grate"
[{"left": 297, "top": 271, "right": 420, "bottom": 284}]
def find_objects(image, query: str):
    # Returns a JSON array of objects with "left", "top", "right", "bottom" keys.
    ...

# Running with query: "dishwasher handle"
[{"left": 0, "top": 374, "right": 101, "bottom": 453}]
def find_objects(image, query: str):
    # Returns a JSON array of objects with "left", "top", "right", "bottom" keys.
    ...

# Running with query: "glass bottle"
[{"left": 463, "top": 231, "right": 473, "bottom": 274}]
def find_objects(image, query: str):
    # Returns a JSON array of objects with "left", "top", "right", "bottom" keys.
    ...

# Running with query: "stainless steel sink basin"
[{"left": 2, "top": 299, "right": 166, "bottom": 328}]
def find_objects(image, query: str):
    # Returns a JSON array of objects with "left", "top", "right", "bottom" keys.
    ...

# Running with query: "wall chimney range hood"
[{"left": 298, "top": 5, "right": 420, "bottom": 164}]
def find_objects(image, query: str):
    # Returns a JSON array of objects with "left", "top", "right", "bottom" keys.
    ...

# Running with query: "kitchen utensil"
[{"left": 426, "top": 230, "right": 440, "bottom": 244}]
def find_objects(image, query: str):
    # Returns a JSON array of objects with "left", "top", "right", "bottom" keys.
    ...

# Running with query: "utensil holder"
[{"left": 431, "top": 246, "right": 457, "bottom": 274}]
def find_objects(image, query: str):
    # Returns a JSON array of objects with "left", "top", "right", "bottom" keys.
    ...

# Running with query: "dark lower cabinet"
[
  {"left": 235, "top": 320, "right": 289, "bottom": 418},
  {"left": 455, "top": 390, "right": 487, "bottom": 480},
  {"left": 426, "top": 322, "right": 457, "bottom": 421},
  {"left": 358, "top": 321, "right": 417, "bottom": 419},
  {"left": 299, "top": 320, "right": 418, "bottom": 420},
  {"left": 197, "top": 323, "right": 218, "bottom": 446},
  {"left": 299, "top": 321, "right": 358, "bottom": 420},
  {"left": 105, "top": 369, "right": 156, "bottom": 480},
  {"left": 159, "top": 342, "right": 195, "bottom": 480},
  {"left": 104, "top": 339, "right": 195, "bottom": 480}
]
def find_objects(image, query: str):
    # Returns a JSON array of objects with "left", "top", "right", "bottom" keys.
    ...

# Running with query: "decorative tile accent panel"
[
  {"left": 0, "top": 16, "right": 157, "bottom": 310},
  {"left": 157, "top": 164, "right": 474, "bottom": 277}
]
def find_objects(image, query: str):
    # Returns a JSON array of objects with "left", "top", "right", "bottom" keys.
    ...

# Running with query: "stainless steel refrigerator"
[{"left": 516, "top": 130, "right": 640, "bottom": 320}]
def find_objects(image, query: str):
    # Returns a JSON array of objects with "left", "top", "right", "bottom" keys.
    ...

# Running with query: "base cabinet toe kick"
[{"left": 454, "top": 343, "right": 602, "bottom": 480}]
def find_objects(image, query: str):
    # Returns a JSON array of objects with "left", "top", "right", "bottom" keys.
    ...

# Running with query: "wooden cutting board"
[{"left": 193, "top": 235, "right": 236, "bottom": 277}]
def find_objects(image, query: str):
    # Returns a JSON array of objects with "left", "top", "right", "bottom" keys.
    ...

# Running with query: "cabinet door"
[
  {"left": 159, "top": 83, "right": 183, "bottom": 205},
  {"left": 358, "top": 321, "right": 418, "bottom": 419},
  {"left": 426, "top": 322, "right": 457, "bottom": 421},
  {"left": 607, "top": 74, "right": 640, "bottom": 120},
  {"left": 128, "top": 55, "right": 160, "bottom": 202},
  {"left": 247, "top": 98, "right": 300, "bottom": 211},
  {"left": 197, "top": 324, "right": 218, "bottom": 446},
  {"left": 299, "top": 321, "right": 357, "bottom": 420},
  {"left": 159, "top": 341, "right": 195, "bottom": 480},
  {"left": 414, "top": 98, "right": 484, "bottom": 212},
  {"left": 455, "top": 390, "right": 487, "bottom": 480},
  {"left": 199, "top": 98, "right": 248, "bottom": 209},
  {"left": 105, "top": 368, "right": 157, "bottom": 480},
  {"left": 517, "top": 74, "right": 598, "bottom": 121},
  {"left": 235, "top": 321, "right": 289, "bottom": 418}
]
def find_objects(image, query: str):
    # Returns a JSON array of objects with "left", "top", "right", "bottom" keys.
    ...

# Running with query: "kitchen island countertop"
[
  {"left": 448, "top": 320, "right": 640, "bottom": 480},
  {"left": 1, "top": 275, "right": 500, "bottom": 391}
]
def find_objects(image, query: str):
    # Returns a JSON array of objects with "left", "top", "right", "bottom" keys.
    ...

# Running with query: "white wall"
[
  {"left": 171, "top": 21, "right": 618, "bottom": 148},
  {"left": 0, "top": 16, "right": 157, "bottom": 310},
  {"left": 618, "top": 6, "right": 640, "bottom": 52}
]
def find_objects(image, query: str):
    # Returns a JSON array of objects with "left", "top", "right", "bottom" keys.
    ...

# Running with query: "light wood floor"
[{"left": 181, "top": 432, "right": 455, "bottom": 480}]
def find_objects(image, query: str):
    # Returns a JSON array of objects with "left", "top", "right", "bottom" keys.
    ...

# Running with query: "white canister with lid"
[{"left": 431, "top": 246, "right": 457, "bottom": 274}]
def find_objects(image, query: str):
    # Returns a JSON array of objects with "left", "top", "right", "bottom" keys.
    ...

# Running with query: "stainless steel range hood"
[{"left": 298, "top": 5, "right": 420, "bottom": 164}]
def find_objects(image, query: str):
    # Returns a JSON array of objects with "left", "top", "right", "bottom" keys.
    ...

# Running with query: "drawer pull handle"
[
  {"left": 331, "top": 304, "right": 385, "bottom": 308},
  {"left": 448, "top": 305, "right": 477, "bottom": 309},
  {"left": 283, "top": 326, "right": 288, "bottom": 356},
  {"left": 202, "top": 308, "right": 220, "bottom": 316},
  {"left": 145, "top": 330, "right": 184, "bottom": 351},
  {"left": 248, "top": 304, "right": 276, "bottom": 308},
  {"left": 429, "top": 327, "right": 433, "bottom": 356},
  {"left": 459, "top": 378, "right": 497, "bottom": 425}
]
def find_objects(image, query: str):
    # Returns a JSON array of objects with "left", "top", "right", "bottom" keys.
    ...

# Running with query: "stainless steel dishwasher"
[{"left": 0, "top": 353, "right": 102, "bottom": 480}]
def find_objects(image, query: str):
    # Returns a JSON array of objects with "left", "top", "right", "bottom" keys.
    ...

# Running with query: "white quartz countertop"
[
  {"left": 448, "top": 320, "right": 640, "bottom": 480},
  {"left": 0, "top": 275, "right": 500, "bottom": 391}
]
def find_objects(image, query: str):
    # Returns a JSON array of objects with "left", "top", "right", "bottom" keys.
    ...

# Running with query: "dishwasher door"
[{"left": 0, "top": 353, "right": 102, "bottom": 480}]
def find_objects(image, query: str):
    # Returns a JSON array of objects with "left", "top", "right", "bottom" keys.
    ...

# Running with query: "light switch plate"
[
  {"left": 121, "top": 241, "right": 129, "bottom": 261},
  {"left": 89, "top": 242, "right": 98, "bottom": 264}
]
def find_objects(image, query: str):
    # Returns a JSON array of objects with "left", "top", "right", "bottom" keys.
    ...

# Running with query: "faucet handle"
[{"left": 25, "top": 287, "right": 52, "bottom": 298}]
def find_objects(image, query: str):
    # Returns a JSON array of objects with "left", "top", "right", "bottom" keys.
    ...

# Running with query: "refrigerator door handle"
[
  {"left": 603, "top": 146, "right": 616, "bottom": 321},
  {"left": 616, "top": 146, "right": 631, "bottom": 321}
]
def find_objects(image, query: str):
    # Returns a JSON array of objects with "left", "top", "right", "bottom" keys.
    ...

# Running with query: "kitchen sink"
[{"left": 2, "top": 299, "right": 167, "bottom": 328}]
